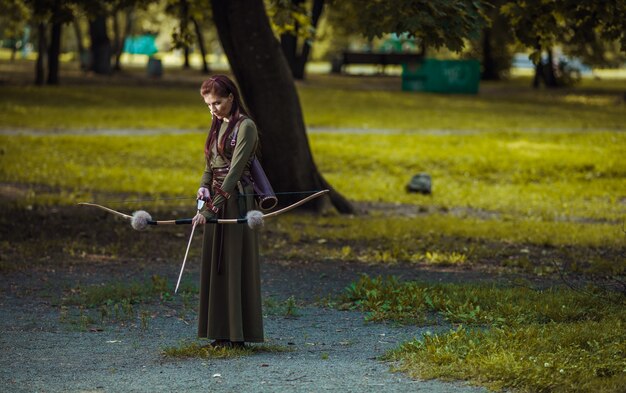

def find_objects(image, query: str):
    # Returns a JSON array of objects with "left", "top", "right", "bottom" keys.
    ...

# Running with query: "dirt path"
[{"left": 1, "top": 254, "right": 493, "bottom": 393}]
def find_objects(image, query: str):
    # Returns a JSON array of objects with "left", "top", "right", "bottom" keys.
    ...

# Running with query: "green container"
[{"left": 402, "top": 59, "right": 480, "bottom": 94}]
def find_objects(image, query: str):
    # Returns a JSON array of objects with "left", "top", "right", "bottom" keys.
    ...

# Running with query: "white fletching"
[
  {"left": 131, "top": 210, "right": 152, "bottom": 231},
  {"left": 246, "top": 210, "right": 264, "bottom": 230}
]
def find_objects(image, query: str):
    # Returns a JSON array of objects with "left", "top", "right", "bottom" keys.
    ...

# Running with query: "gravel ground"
[{"left": 0, "top": 257, "right": 491, "bottom": 393}]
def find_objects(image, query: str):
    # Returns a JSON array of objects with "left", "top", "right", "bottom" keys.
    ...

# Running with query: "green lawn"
[
  {"left": 343, "top": 275, "right": 625, "bottom": 393},
  {"left": 0, "top": 73, "right": 624, "bottom": 132}
]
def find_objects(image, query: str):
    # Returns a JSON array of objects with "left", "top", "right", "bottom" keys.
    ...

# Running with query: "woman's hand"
[
  {"left": 197, "top": 187, "right": 210, "bottom": 201},
  {"left": 192, "top": 212, "right": 206, "bottom": 226}
]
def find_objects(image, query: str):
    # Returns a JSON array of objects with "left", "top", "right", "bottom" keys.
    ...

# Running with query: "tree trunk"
[
  {"left": 191, "top": 16, "right": 210, "bottom": 74},
  {"left": 293, "top": 0, "right": 324, "bottom": 80},
  {"left": 480, "top": 27, "right": 498, "bottom": 80},
  {"left": 532, "top": 42, "right": 543, "bottom": 89},
  {"left": 89, "top": 15, "right": 111, "bottom": 75},
  {"left": 533, "top": 61, "right": 542, "bottom": 88},
  {"left": 280, "top": 0, "right": 324, "bottom": 80},
  {"left": 181, "top": 0, "right": 191, "bottom": 69},
  {"left": 112, "top": 11, "right": 122, "bottom": 71},
  {"left": 35, "top": 22, "right": 47, "bottom": 86},
  {"left": 46, "top": 20, "right": 62, "bottom": 85},
  {"left": 73, "top": 19, "right": 88, "bottom": 70},
  {"left": 280, "top": 32, "right": 298, "bottom": 77},
  {"left": 122, "top": 9, "right": 134, "bottom": 61},
  {"left": 544, "top": 48, "right": 558, "bottom": 87},
  {"left": 210, "top": 0, "right": 353, "bottom": 213}
]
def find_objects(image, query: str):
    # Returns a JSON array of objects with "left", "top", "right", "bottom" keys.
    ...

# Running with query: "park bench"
[{"left": 331, "top": 51, "right": 424, "bottom": 74}]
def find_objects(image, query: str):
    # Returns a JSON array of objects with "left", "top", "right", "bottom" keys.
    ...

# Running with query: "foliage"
[
  {"left": 345, "top": 275, "right": 626, "bottom": 392},
  {"left": 326, "top": 0, "right": 487, "bottom": 52},
  {"left": 501, "top": 1, "right": 626, "bottom": 65},
  {"left": 0, "top": 0, "right": 30, "bottom": 44},
  {"left": 266, "top": 0, "right": 315, "bottom": 39}
]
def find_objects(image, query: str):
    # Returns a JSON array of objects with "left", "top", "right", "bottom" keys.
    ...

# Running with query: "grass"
[
  {"left": 344, "top": 275, "right": 626, "bottom": 392},
  {"left": 162, "top": 340, "right": 292, "bottom": 359},
  {"left": 0, "top": 72, "right": 625, "bottom": 132},
  {"left": 60, "top": 275, "right": 198, "bottom": 331},
  {"left": 0, "top": 133, "right": 204, "bottom": 198},
  {"left": 2, "top": 131, "right": 624, "bottom": 220},
  {"left": 313, "top": 132, "right": 626, "bottom": 221},
  {"left": 0, "top": 85, "right": 209, "bottom": 130},
  {"left": 263, "top": 295, "right": 301, "bottom": 317},
  {"left": 389, "top": 321, "right": 625, "bottom": 392},
  {"left": 342, "top": 275, "right": 623, "bottom": 326},
  {"left": 1, "top": 80, "right": 624, "bottom": 276},
  {"left": 299, "top": 82, "right": 626, "bottom": 132},
  {"left": 63, "top": 274, "right": 197, "bottom": 307}
]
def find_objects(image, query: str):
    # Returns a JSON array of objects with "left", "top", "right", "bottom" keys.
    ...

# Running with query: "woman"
[{"left": 192, "top": 75, "right": 263, "bottom": 348}]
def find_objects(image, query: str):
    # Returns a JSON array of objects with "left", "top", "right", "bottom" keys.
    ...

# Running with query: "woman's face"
[{"left": 203, "top": 92, "right": 233, "bottom": 120}]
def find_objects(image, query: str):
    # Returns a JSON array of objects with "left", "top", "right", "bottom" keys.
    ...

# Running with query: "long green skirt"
[{"left": 197, "top": 182, "right": 264, "bottom": 342}]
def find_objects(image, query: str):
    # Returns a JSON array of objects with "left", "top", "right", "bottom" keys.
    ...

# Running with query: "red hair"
[{"left": 200, "top": 75, "right": 250, "bottom": 161}]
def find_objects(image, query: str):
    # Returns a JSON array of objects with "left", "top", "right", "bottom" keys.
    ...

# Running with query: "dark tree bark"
[
  {"left": 10, "top": 42, "right": 17, "bottom": 62},
  {"left": 279, "top": 0, "right": 302, "bottom": 77},
  {"left": 35, "top": 22, "right": 47, "bottom": 86},
  {"left": 532, "top": 61, "right": 543, "bottom": 88},
  {"left": 112, "top": 11, "right": 122, "bottom": 71},
  {"left": 89, "top": 15, "right": 112, "bottom": 75},
  {"left": 545, "top": 48, "right": 558, "bottom": 87},
  {"left": 46, "top": 20, "right": 62, "bottom": 85},
  {"left": 280, "top": 28, "right": 298, "bottom": 76},
  {"left": 533, "top": 47, "right": 559, "bottom": 88},
  {"left": 191, "top": 16, "right": 210, "bottom": 74},
  {"left": 280, "top": 0, "right": 324, "bottom": 80},
  {"left": 210, "top": 0, "right": 353, "bottom": 213},
  {"left": 180, "top": 0, "right": 190, "bottom": 69},
  {"left": 481, "top": 27, "right": 499, "bottom": 80},
  {"left": 294, "top": 0, "right": 324, "bottom": 79}
]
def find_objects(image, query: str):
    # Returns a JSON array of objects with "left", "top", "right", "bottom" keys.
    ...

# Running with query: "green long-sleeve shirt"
[{"left": 200, "top": 117, "right": 258, "bottom": 217}]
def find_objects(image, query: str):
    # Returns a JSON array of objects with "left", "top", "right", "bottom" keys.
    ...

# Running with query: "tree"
[
  {"left": 210, "top": 0, "right": 351, "bottom": 212},
  {"left": 0, "top": 0, "right": 31, "bottom": 61},
  {"left": 474, "top": 1, "right": 515, "bottom": 81},
  {"left": 169, "top": 0, "right": 213, "bottom": 73},
  {"left": 210, "top": 0, "right": 486, "bottom": 212},
  {"left": 23, "top": 0, "right": 72, "bottom": 85},
  {"left": 270, "top": 0, "right": 325, "bottom": 80},
  {"left": 46, "top": 4, "right": 62, "bottom": 84},
  {"left": 501, "top": 0, "right": 626, "bottom": 88},
  {"left": 189, "top": 0, "right": 213, "bottom": 74},
  {"left": 337, "top": 0, "right": 485, "bottom": 52},
  {"left": 88, "top": 13, "right": 111, "bottom": 74}
]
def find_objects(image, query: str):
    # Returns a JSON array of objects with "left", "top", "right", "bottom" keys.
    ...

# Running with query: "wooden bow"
[{"left": 78, "top": 189, "right": 330, "bottom": 230}]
